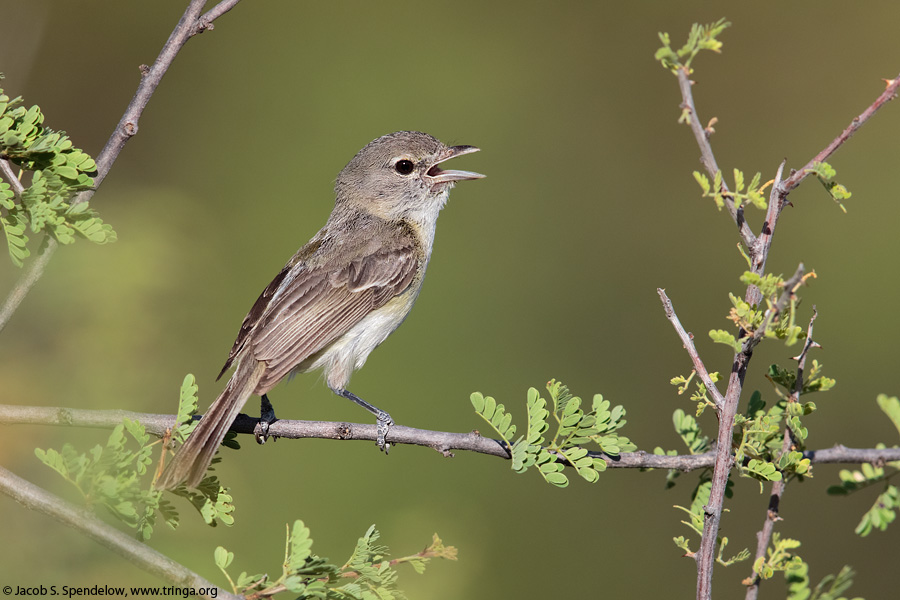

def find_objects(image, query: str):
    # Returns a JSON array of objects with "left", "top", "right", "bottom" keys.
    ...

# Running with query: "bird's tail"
[{"left": 156, "top": 357, "right": 266, "bottom": 490}]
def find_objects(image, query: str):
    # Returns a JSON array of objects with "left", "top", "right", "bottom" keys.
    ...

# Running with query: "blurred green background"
[{"left": 2, "top": 1, "right": 899, "bottom": 598}]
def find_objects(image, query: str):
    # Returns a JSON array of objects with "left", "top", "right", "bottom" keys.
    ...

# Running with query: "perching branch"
[
  {"left": 3, "top": 403, "right": 899, "bottom": 470},
  {"left": 0, "top": 465, "right": 239, "bottom": 600},
  {"left": 0, "top": 0, "right": 242, "bottom": 335}
]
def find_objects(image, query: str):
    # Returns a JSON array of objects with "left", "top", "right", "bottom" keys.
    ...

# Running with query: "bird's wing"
[
  {"left": 218, "top": 227, "right": 419, "bottom": 388},
  {"left": 251, "top": 245, "right": 418, "bottom": 386}
]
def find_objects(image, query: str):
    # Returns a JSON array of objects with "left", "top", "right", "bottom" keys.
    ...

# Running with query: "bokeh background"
[{"left": 2, "top": 2, "right": 899, "bottom": 598}]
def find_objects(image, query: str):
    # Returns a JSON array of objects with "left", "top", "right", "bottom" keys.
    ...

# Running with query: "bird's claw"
[
  {"left": 255, "top": 394, "right": 278, "bottom": 445},
  {"left": 254, "top": 419, "right": 272, "bottom": 445},
  {"left": 376, "top": 413, "right": 393, "bottom": 453}
]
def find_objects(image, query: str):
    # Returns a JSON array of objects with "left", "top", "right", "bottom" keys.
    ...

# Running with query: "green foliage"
[
  {"left": 738, "top": 385, "right": 818, "bottom": 453},
  {"left": 655, "top": 18, "right": 731, "bottom": 74},
  {"left": 35, "top": 375, "right": 235, "bottom": 539},
  {"left": 753, "top": 533, "right": 804, "bottom": 581},
  {"left": 216, "top": 521, "right": 457, "bottom": 599},
  {"left": 673, "top": 409, "right": 710, "bottom": 455},
  {"left": 160, "top": 374, "right": 238, "bottom": 525},
  {"left": 825, "top": 396, "right": 900, "bottom": 536},
  {"left": 670, "top": 370, "right": 721, "bottom": 416},
  {"left": 0, "top": 78, "right": 115, "bottom": 266},
  {"left": 806, "top": 161, "right": 851, "bottom": 213},
  {"left": 710, "top": 328, "right": 743, "bottom": 353},
  {"left": 653, "top": 409, "right": 711, "bottom": 489},
  {"left": 471, "top": 380, "right": 635, "bottom": 488},
  {"left": 34, "top": 418, "right": 157, "bottom": 536},
  {"left": 171, "top": 373, "right": 201, "bottom": 443},
  {"left": 672, "top": 478, "right": 747, "bottom": 564},
  {"left": 675, "top": 479, "right": 712, "bottom": 535},
  {"left": 828, "top": 461, "right": 899, "bottom": 537},
  {"left": 745, "top": 459, "right": 782, "bottom": 483},
  {"left": 716, "top": 537, "right": 751, "bottom": 567},
  {"left": 853, "top": 484, "right": 899, "bottom": 536},
  {"left": 470, "top": 391, "right": 516, "bottom": 441},
  {"left": 732, "top": 392, "right": 813, "bottom": 489},
  {"left": 788, "top": 564, "right": 862, "bottom": 600},
  {"left": 741, "top": 272, "right": 805, "bottom": 345},
  {"left": 709, "top": 271, "right": 812, "bottom": 355},
  {"left": 694, "top": 169, "right": 769, "bottom": 211},
  {"left": 767, "top": 361, "right": 835, "bottom": 400},
  {"left": 768, "top": 548, "right": 862, "bottom": 600}
]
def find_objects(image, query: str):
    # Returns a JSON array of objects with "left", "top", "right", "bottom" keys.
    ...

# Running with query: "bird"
[{"left": 156, "top": 131, "right": 484, "bottom": 489}]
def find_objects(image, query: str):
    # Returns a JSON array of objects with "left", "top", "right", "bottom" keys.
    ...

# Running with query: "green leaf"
[
  {"left": 482, "top": 395, "right": 496, "bottom": 420},
  {"left": 709, "top": 329, "right": 743, "bottom": 353},
  {"left": 472, "top": 392, "right": 516, "bottom": 442},
  {"left": 855, "top": 484, "right": 899, "bottom": 536},
  {"left": 807, "top": 161, "right": 851, "bottom": 212},
  {"left": 1, "top": 211, "right": 29, "bottom": 267},
  {"left": 673, "top": 409, "right": 709, "bottom": 454},
  {"left": 544, "top": 471, "right": 569, "bottom": 487},
  {"left": 746, "top": 459, "right": 782, "bottom": 482},
  {"left": 877, "top": 394, "right": 900, "bottom": 440},
  {"left": 655, "top": 19, "right": 731, "bottom": 72},
  {"left": 733, "top": 168, "right": 744, "bottom": 194},
  {"left": 288, "top": 520, "right": 313, "bottom": 568},
  {"left": 214, "top": 546, "right": 233, "bottom": 569},
  {"left": 807, "top": 161, "right": 836, "bottom": 179},
  {"left": 472, "top": 381, "right": 632, "bottom": 487},
  {"left": 693, "top": 171, "right": 710, "bottom": 195}
]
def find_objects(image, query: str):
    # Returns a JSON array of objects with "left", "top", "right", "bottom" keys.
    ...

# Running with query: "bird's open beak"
[{"left": 426, "top": 145, "right": 485, "bottom": 183}]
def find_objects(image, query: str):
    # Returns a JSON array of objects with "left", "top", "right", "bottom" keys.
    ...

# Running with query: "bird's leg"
[
  {"left": 334, "top": 388, "right": 393, "bottom": 452},
  {"left": 254, "top": 393, "right": 278, "bottom": 445}
]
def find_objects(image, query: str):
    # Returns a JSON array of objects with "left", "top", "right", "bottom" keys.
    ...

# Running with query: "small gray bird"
[{"left": 156, "top": 131, "right": 483, "bottom": 489}]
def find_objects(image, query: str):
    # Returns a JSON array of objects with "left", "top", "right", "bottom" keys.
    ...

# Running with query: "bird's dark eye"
[{"left": 395, "top": 159, "right": 415, "bottom": 175}]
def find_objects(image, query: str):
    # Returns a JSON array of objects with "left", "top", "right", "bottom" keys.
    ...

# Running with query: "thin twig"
[
  {"left": 0, "top": 464, "right": 239, "bottom": 600},
  {"left": 194, "top": 0, "right": 243, "bottom": 34},
  {"left": 748, "top": 160, "right": 786, "bottom": 282},
  {"left": 657, "top": 289, "right": 725, "bottom": 409},
  {"left": 676, "top": 67, "right": 757, "bottom": 250},
  {"left": 780, "top": 73, "right": 900, "bottom": 194},
  {"left": 789, "top": 308, "right": 820, "bottom": 402}
]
